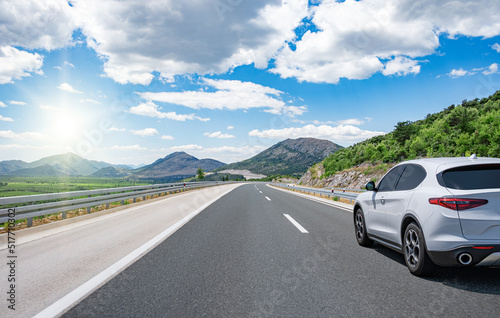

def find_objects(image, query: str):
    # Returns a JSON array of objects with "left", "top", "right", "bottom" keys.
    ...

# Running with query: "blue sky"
[{"left": 1, "top": 0, "right": 500, "bottom": 165}]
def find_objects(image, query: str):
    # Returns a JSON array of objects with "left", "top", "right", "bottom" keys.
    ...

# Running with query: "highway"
[
  {"left": 3, "top": 183, "right": 499, "bottom": 317},
  {"left": 65, "top": 183, "right": 498, "bottom": 317}
]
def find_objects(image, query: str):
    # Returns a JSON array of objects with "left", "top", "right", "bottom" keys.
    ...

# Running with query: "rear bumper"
[{"left": 428, "top": 245, "right": 500, "bottom": 267}]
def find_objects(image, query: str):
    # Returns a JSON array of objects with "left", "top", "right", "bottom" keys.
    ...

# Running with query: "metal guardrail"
[
  {"left": 0, "top": 181, "right": 234, "bottom": 226},
  {"left": 270, "top": 183, "right": 364, "bottom": 203}
]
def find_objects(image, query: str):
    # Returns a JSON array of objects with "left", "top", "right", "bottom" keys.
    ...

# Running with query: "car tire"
[
  {"left": 403, "top": 222, "right": 436, "bottom": 276},
  {"left": 354, "top": 208, "right": 374, "bottom": 247}
]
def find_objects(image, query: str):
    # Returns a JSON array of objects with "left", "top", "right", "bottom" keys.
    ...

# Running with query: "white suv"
[{"left": 354, "top": 156, "right": 500, "bottom": 276}]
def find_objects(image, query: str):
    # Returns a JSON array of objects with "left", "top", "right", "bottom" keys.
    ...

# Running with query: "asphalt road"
[
  {"left": 61, "top": 183, "right": 500, "bottom": 318},
  {"left": 1, "top": 183, "right": 243, "bottom": 318}
]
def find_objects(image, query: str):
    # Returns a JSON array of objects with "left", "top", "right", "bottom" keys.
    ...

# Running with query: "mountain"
[
  {"left": 9, "top": 164, "right": 64, "bottom": 177},
  {"left": 27, "top": 153, "right": 106, "bottom": 176},
  {"left": 90, "top": 166, "right": 132, "bottom": 178},
  {"left": 1, "top": 153, "right": 127, "bottom": 177},
  {"left": 0, "top": 160, "right": 30, "bottom": 174},
  {"left": 132, "top": 152, "right": 226, "bottom": 182},
  {"left": 215, "top": 138, "right": 343, "bottom": 176}
]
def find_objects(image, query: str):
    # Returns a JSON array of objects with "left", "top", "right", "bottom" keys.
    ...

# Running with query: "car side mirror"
[{"left": 366, "top": 181, "right": 376, "bottom": 191}]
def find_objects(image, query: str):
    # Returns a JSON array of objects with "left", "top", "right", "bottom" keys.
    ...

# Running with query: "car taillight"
[{"left": 428, "top": 198, "right": 488, "bottom": 211}]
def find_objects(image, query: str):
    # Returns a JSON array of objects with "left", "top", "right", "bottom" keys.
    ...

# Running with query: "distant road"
[
  {"left": 218, "top": 169, "right": 267, "bottom": 180},
  {"left": 60, "top": 183, "right": 499, "bottom": 317}
]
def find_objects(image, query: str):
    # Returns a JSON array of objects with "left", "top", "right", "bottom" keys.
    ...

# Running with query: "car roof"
[{"left": 397, "top": 156, "right": 500, "bottom": 174}]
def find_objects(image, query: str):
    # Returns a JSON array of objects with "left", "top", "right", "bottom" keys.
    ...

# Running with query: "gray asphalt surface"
[{"left": 64, "top": 183, "right": 500, "bottom": 317}]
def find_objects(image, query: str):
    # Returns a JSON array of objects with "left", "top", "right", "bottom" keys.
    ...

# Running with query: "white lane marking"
[
  {"left": 284, "top": 214, "right": 308, "bottom": 233},
  {"left": 265, "top": 196, "right": 271, "bottom": 201},
  {"left": 259, "top": 191, "right": 263, "bottom": 194},
  {"left": 267, "top": 184, "right": 352, "bottom": 213},
  {"left": 32, "top": 185, "right": 241, "bottom": 318}
]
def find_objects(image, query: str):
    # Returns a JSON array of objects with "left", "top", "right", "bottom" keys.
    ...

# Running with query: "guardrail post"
[
  {"left": 62, "top": 211, "right": 66, "bottom": 219},
  {"left": 87, "top": 195, "right": 91, "bottom": 213}
]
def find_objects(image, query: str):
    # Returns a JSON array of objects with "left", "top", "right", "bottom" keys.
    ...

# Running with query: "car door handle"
[{"left": 381, "top": 196, "right": 386, "bottom": 205}]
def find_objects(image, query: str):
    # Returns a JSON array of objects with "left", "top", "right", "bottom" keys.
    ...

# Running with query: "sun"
[{"left": 50, "top": 111, "right": 84, "bottom": 143}]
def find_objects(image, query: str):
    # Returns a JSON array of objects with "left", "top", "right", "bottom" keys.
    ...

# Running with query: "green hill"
[{"left": 320, "top": 90, "right": 500, "bottom": 178}]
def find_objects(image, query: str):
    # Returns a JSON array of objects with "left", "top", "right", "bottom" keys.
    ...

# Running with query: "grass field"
[{"left": 0, "top": 176, "right": 153, "bottom": 198}]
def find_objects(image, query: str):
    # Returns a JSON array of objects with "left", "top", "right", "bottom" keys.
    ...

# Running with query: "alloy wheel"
[{"left": 405, "top": 228, "right": 421, "bottom": 268}]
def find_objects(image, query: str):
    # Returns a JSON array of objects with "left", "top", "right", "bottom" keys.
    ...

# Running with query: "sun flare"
[{"left": 49, "top": 111, "right": 83, "bottom": 144}]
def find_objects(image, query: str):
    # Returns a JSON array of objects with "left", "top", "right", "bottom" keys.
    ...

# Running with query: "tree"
[
  {"left": 196, "top": 167, "right": 205, "bottom": 180},
  {"left": 393, "top": 121, "right": 418, "bottom": 145}
]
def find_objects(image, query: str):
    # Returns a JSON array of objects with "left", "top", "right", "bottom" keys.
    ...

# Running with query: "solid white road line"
[
  {"left": 284, "top": 214, "right": 309, "bottom": 233},
  {"left": 267, "top": 184, "right": 352, "bottom": 213},
  {"left": 32, "top": 185, "right": 241, "bottom": 318},
  {"left": 265, "top": 196, "right": 271, "bottom": 201}
]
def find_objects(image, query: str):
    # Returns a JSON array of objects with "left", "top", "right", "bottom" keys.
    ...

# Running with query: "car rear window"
[{"left": 441, "top": 164, "right": 500, "bottom": 190}]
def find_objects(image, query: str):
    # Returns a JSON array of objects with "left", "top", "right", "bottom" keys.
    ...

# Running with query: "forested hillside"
[{"left": 321, "top": 90, "right": 500, "bottom": 177}]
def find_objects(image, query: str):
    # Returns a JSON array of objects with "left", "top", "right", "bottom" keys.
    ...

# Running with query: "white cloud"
[
  {"left": 227, "top": 125, "right": 234, "bottom": 130},
  {"left": 248, "top": 124, "right": 385, "bottom": 144},
  {"left": 40, "top": 104, "right": 63, "bottom": 112},
  {"left": 312, "top": 120, "right": 334, "bottom": 125},
  {"left": 0, "top": 130, "right": 46, "bottom": 140},
  {"left": 0, "top": 101, "right": 6, "bottom": 107},
  {"left": 336, "top": 119, "right": 365, "bottom": 126},
  {"left": 141, "top": 79, "right": 284, "bottom": 111},
  {"left": 130, "top": 128, "right": 159, "bottom": 137},
  {"left": 110, "top": 145, "right": 147, "bottom": 151},
  {"left": 72, "top": 0, "right": 308, "bottom": 85},
  {"left": 483, "top": 63, "right": 499, "bottom": 75},
  {"left": 0, "top": 46, "right": 44, "bottom": 84},
  {"left": 204, "top": 131, "right": 235, "bottom": 139},
  {"left": 54, "top": 61, "right": 75, "bottom": 71},
  {"left": 64, "top": 61, "right": 75, "bottom": 68},
  {"left": 170, "top": 144, "right": 204, "bottom": 151},
  {"left": 0, "top": 115, "right": 14, "bottom": 122},
  {"left": 8, "top": 100, "right": 27, "bottom": 106},
  {"left": 161, "top": 135, "right": 175, "bottom": 140},
  {"left": 80, "top": 99, "right": 101, "bottom": 104},
  {"left": 280, "top": 105, "right": 308, "bottom": 117},
  {"left": 271, "top": 0, "right": 500, "bottom": 83},
  {"left": 493, "top": 43, "right": 500, "bottom": 53},
  {"left": 382, "top": 56, "right": 421, "bottom": 76},
  {"left": 0, "top": 0, "right": 76, "bottom": 50},
  {"left": 140, "top": 78, "right": 304, "bottom": 117},
  {"left": 129, "top": 101, "right": 210, "bottom": 122},
  {"left": 2, "top": 0, "right": 499, "bottom": 86},
  {"left": 448, "top": 68, "right": 469, "bottom": 78},
  {"left": 57, "top": 83, "right": 83, "bottom": 94},
  {"left": 108, "top": 127, "right": 126, "bottom": 132}
]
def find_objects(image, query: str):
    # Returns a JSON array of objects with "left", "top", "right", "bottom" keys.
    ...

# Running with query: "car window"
[
  {"left": 377, "top": 165, "right": 405, "bottom": 192},
  {"left": 395, "top": 164, "right": 426, "bottom": 191},
  {"left": 442, "top": 164, "right": 500, "bottom": 190}
]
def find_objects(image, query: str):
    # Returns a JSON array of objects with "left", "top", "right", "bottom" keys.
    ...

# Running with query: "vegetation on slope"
[{"left": 321, "top": 90, "right": 500, "bottom": 177}]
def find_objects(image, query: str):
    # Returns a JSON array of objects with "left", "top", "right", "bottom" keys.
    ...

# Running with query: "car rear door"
[{"left": 441, "top": 165, "right": 500, "bottom": 240}]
